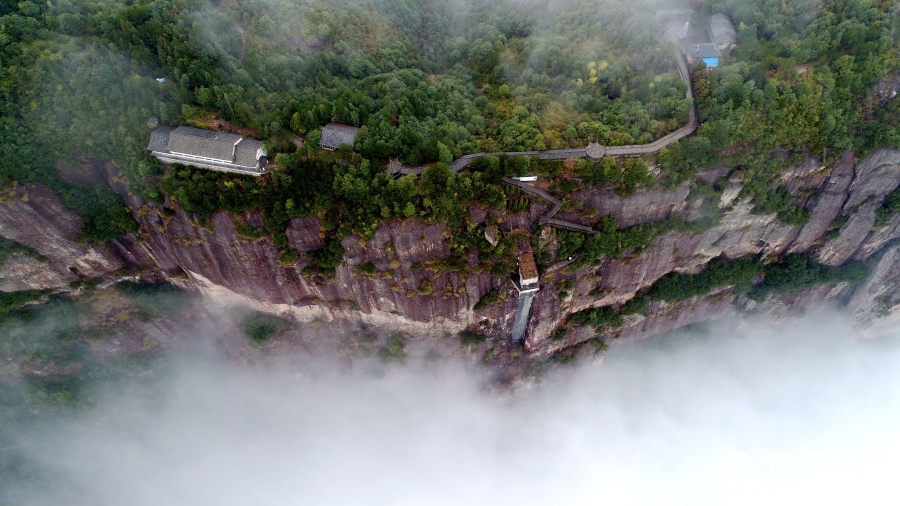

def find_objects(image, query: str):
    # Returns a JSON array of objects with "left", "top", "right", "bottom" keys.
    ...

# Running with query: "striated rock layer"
[{"left": 2, "top": 149, "right": 900, "bottom": 355}]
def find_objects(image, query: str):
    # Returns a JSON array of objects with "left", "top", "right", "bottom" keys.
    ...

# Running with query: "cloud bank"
[{"left": 4, "top": 311, "right": 900, "bottom": 506}]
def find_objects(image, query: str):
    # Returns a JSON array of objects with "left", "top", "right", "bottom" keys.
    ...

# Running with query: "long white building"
[{"left": 147, "top": 126, "right": 268, "bottom": 176}]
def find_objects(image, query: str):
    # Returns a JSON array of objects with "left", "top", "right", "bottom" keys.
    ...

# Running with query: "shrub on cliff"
[
  {"left": 751, "top": 187, "right": 810, "bottom": 226},
  {"left": 459, "top": 329, "right": 486, "bottom": 346},
  {"left": 115, "top": 281, "right": 188, "bottom": 320},
  {"left": 235, "top": 222, "right": 268, "bottom": 240},
  {"left": 0, "top": 289, "right": 49, "bottom": 314},
  {"left": 357, "top": 262, "right": 377, "bottom": 277},
  {"left": 277, "top": 249, "right": 300, "bottom": 267},
  {"left": 620, "top": 296, "right": 650, "bottom": 317},
  {"left": 473, "top": 289, "right": 503, "bottom": 311},
  {"left": 748, "top": 255, "right": 869, "bottom": 301},
  {"left": 550, "top": 338, "right": 607, "bottom": 365},
  {"left": 875, "top": 185, "right": 900, "bottom": 227},
  {"left": 377, "top": 334, "right": 406, "bottom": 364},
  {"left": 0, "top": 237, "right": 44, "bottom": 265},
  {"left": 647, "top": 257, "right": 763, "bottom": 302},
  {"left": 569, "top": 306, "right": 621, "bottom": 331},
  {"left": 243, "top": 312, "right": 291, "bottom": 344},
  {"left": 307, "top": 238, "right": 344, "bottom": 274}
]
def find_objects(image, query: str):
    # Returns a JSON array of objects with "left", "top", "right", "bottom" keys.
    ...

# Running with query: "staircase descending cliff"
[{"left": 511, "top": 291, "right": 535, "bottom": 343}]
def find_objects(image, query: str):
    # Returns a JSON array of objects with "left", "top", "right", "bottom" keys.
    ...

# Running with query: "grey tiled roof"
[
  {"left": 234, "top": 139, "right": 265, "bottom": 168},
  {"left": 688, "top": 44, "right": 721, "bottom": 58},
  {"left": 709, "top": 14, "right": 737, "bottom": 47},
  {"left": 320, "top": 123, "right": 360, "bottom": 149},
  {"left": 147, "top": 126, "right": 268, "bottom": 174},
  {"left": 147, "top": 126, "right": 175, "bottom": 152},
  {"left": 167, "top": 126, "right": 242, "bottom": 161}
]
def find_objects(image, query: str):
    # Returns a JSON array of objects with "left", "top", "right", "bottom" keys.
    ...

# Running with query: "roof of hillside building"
[
  {"left": 518, "top": 253, "right": 538, "bottom": 281},
  {"left": 146, "top": 126, "right": 267, "bottom": 174},
  {"left": 688, "top": 43, "right": 721, "bottom": 59},
  {"left": 147, "top": 126, "right": 175, "bottom": 152},
  {"left": 149, "top": 126, "right": 264, "bottom": 159},
  {"left": 320, "top": 122, "right": 361, "bottom": 149},
  {"left": 709, "top": 14, "right": 737, "bottom": 47}
]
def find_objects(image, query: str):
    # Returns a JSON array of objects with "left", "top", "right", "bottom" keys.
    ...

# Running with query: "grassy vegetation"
[
  {"left": 647, "top": 257, "right": 763, "bottom": 302},
  {"left": 0, "top": 287, "right": 184, "bottom": 420},
  {"left": 459, "top": 328, "right": 487, "bottom": 346},
  {"left": 473, "top": 289, "right": 503, "bottom": 311},
  {"left": 0, "top": 237, "right": 45, "bottom": 266},
  {"left": 0, "top": 289, "right": 49, "bottom": 314},
  {"left": 114, "top": 281, "right": 188, "bottom": 321},
  {"left": 620, "top": 296, "right": 650, "bottom": 316},
  {"left": 377, "top": 333, "right": 406, "bottom": 364},
  {"left": 644, "top": 253, "right": 868, "bottom": 303},
  {"left": 748, "top": 254, "right": 869, "bottom": 301},
  {"left": 242, "top": 312, "right": 291, "bottom": 344},
  {"left": 569, "top": 306, "right": 621, "bottom": 332}
]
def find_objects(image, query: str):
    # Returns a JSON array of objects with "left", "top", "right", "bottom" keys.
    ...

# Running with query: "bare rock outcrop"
[
  {"left": 2, "top": 148, "right": 900, "bottom": 357},
  {"left": 0, "top": 182, "right": 145, "bottom": 286}
]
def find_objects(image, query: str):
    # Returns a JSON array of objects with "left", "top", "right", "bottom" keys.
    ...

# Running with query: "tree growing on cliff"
[{"left": 243, "top": 312, "right": 291, "bottom": 344}]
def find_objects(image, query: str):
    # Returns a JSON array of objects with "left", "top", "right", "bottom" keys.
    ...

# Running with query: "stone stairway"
[{"left": 511, "top": 291, "right": 535, "bottom": 343}]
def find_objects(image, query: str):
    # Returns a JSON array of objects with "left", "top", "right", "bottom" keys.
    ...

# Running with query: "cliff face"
[
  {"left": 0, "top": 182, "right": 147, "bottom": 291},
  {"left": 135, "top": 207, "right": 504, "bottom": 330},
  {"left": 2, "top": 149, "right": 900, "bottom": 354},
  {"left": 526, "top": 148, "right": 900, "bottom": 352}
]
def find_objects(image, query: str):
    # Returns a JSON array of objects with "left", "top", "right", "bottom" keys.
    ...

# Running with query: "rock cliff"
[{"left": 2, "top": 149, "right": 900, "bottom": 357}]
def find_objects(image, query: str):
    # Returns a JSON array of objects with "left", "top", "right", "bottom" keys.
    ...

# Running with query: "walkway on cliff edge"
[
  {"left": 510, "top": 291, "right": 535, "bottom": 343},
  {"left": 388, "top": 48, "right": 697, "bottom": 177}
]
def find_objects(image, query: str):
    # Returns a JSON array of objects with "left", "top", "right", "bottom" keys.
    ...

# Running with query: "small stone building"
[
  {"left": 319, "top": 122, "right": 361, "bottom": 151},
  {"left": 147, "top": 126, "right": 268, "bottom": 175},
  {"left": 518, "top": 253, "right": 539, "bottom": 293},
  {"left": 687, "top": 43, "right": 722, "bottom": 68},
  {"left": 484, "top": 226, "right": 500, "bottom": 247}
]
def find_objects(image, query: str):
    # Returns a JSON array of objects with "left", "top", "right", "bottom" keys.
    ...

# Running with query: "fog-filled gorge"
[
  {"left": 3, "top": 311, "right": 899, "bottom": 506},
  {"left": 3, "top": 1, "right": 900, "bottom": 503}
]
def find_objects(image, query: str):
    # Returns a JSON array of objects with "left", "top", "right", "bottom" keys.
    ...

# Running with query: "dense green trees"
[
  {"left": 645, "top": 253, "right": 868, "bottom": 303},
  {"left": 748, "top": 254, "right": 869, "bottom": 300},
  {"left": 569, "top": 306, "right": 621, "bottom": 331},
  {"left": 114, "top": 281, "right": 188, "bottom": 320},
  {"left": 3, "top": 0, "right": 696, "bottom": 184},
  {"left": 4, "top": 0, "right": 900, "bottom": 248},
  {"left": 875, "top": 185, "right": 900, "bottom": 226},
  {"left": 647, "top": 256, "right": 763, "bottom": 302},
  {"left": 243, "top": 312, "right": 291, "bottom": 344},
  {"left": 661, "top": 0, "right": 900, "bottom": 187}
]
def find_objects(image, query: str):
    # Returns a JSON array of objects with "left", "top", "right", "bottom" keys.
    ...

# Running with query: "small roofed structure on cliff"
[
  {"left": 319, "top": 122, "right": 361, "bottom": 151},
  {"left": 517, "top": 253, "right": 540, "bottom": 293},
  {"left": 147, "top": 126, "right": 268, "bottom": 176},
  {"left": 484, "top": 226, "right": 500, "bottom": 247},
  {"left": 687, "top": 43, "right": 721, "bottom": 68}
]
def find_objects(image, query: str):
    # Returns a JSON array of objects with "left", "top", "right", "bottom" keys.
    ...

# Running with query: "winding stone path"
[
  {"left": 501, "top": 177, "right": 596, "bottom": 233},
  {"left": 386, "top": 44, "right": 698, "bottom": 240},
  {"left": 388, "top": 49, "right": 697, "bottom": 177}
]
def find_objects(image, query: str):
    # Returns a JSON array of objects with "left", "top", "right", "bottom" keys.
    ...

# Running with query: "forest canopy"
[{"left": 1, "top": 0, "right": 900, "bottom": 243}]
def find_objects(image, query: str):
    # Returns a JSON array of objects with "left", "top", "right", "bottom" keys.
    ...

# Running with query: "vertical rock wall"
[{"left": 1, "top": 149, "right": 899, "bottom": 351}]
